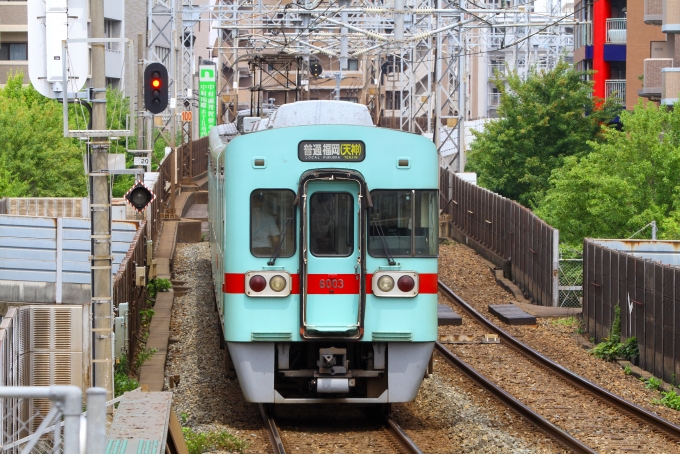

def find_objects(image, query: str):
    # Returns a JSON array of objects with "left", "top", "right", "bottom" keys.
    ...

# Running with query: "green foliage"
[
  {"left": 114, "top": 355, "right": 139, "bottom": 398},
  {"left": 624, "top": 364, "right": 632, "bottom": 375},
  {"left": 550, "top": 316, "right": 578, "bottom": 327},
  {"left": 590, "top": 306, "right": 639, "bottom": 361},
  {"left": 140, "top": 308, "right": 155, "bottom": 327},
  {"left": 0, "top": 73, "right": 86, "bottom": 197},
  {"left": 466, "top": 61, "right": 619, "bottom": 208},
  {"left": 654, "top": 390, "right": 680, "bottom": 411},
  {"left": 537, "top": 99, "right": 680, "bottom": 245},
  {"left": 147, "top": 278, "right": 172, "bottom": 299},
  {"left": 181, "top": 427, "right": 249, "bottom": 454},
  {"left": 134, "top": 346, "right": 158, "bottom": 370},
  {"left": 642, "top": 376, "right": 662, "bottom": 390}
]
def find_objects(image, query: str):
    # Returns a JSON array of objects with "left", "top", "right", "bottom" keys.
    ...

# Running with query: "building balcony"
[
  {"left": 605, "top": 79, "right": 626, "bottom": 104},
  {"left": 575, "top": 22, "right": 592, "bottom": 49},
  {"left": 489, "top": 63, "right": 507, "bottom": 77},
  {"left": 0, "top": 2, "right": 28, "bottom": 27},
  {"left": 663, "top": 0, "right": 680, "bottom": 33},
  {"left": 662, "top": 67, "right": 680, "bottom": 105},
  {"left": 606, "top": 18, "right": 626, "bottom": 44},
  {"left": 488, "top": 92, "right": 501, "bottom": 107},
  {"left": 645, "top": 0, "right": 663, "bottom": 24},
  {"left": 640, "top": 58, "right": 673, "bottom": 99}
]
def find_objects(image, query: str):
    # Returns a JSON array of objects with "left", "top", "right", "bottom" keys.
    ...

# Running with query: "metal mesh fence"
[
  {"left": 558, "top": 259, "right": 583, "bottom": 308},
  {"left": 1, "top": 396, "right": 65, "bottom": 453}
]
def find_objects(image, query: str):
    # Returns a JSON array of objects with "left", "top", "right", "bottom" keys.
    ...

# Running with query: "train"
[{"left": 207, "top": 100, "right": 439, "bottom": 403}]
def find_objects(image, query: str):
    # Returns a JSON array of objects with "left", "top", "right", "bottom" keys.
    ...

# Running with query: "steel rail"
[
  {"left": 438, "top": 280, "right": 680, "bottom": 443},
  {"left": 258, "top": 404, "right": 286, "bottom": 454},
  {"left": 384, "top": 414, "right": 424, "bottom": 454},
  {"left": 434, "top": 343, "right": 596, "bottom": 454}
]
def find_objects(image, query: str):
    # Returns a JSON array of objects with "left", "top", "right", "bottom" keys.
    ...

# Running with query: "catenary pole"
[{"left": 90, "top": 0, "right": 113, "bottom": 400}]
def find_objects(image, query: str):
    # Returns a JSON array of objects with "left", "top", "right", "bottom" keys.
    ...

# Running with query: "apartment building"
[
  {"left": 0, "top": 0, "right": 146, "bottom": 93},
  {"left": 573, "top": 0, "right": 665, "bottom": 110},
  {"left": 638, "top": 0, "right": 680, "bottom": 107}
]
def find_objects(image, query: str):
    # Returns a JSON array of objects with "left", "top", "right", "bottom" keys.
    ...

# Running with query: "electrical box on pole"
[{"left": 144, "top": 63, "right": 169, "bottom": 114}]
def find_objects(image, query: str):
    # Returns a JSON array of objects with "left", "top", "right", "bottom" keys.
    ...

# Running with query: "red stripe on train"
[{"left": 223, "top": 273, "right": 438, "bottom": 294}]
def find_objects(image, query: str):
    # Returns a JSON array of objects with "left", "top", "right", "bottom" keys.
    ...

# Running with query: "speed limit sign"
[{"left": 182, "top": 111, "right": 193, "bottom": 122}]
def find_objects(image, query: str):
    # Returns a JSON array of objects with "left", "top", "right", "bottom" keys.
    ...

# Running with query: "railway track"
[
  {"left": 258, "top": 403, "right": 423, "bottom": 453},
  {"left": 438, "top": 280, "right": 680, "bottom": 452}
]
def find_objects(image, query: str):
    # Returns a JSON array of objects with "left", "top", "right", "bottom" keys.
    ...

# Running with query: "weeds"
[
  {"left": 624, "top": 364, "right": 632, "bottom": 375},
  {"left": 589, "top": 306, "right": 639, "bottom": 361},
  {"left": 114, "top": 355, "right": 140, "bottom": 398},
  {"left": 140, "top": 308, "right": 155, "bottom": 327},
  {"left": 147, "top": 278, "right": 172, "bottom": 299},
  {"left": 181, "top": 427, "right": 248, "bottom": 454},
  {"left": 654, "top": 391, "right": 680, "bottom": 411},
  {"left": 134, "top": 346, "right": 158, "bottom": 370},
  {"left": 642, "top": 376, "right": 662, "bottom": 390}
]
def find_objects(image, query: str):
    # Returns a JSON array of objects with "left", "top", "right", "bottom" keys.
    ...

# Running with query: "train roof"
[{"left": 264, "top": 100, "right": 373, "bottom": 129}]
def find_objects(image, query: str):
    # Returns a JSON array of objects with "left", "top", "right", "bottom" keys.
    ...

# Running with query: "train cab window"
[
  {"left": 368, "top": 190, "right": 438, "bottom": 257},
  {"left": 309, "top": 192, "right": 354, "bottom": 256},
  {"left": 250, "top": 190, "right": 296, "bottom": 258}
]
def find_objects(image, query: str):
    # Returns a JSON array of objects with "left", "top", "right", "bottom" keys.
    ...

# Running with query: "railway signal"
[
  {"left": 144, "top": 62, "right": 168, "bottom": 114},
  {"left": 124, "top": 181, "right": 155, "bottom": 212}
]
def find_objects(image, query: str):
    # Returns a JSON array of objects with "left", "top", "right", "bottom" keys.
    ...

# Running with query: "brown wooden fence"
[
  {"left": 112, "top": 138, "right": 209, "bottom": 362},
  {"left": 584, "top": 239, "right": 680, "bottom": 384},
  {"left": 440, "top": 170, "right": 559, "bottom": 307}
]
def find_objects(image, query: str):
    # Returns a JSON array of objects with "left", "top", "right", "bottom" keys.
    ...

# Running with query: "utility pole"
[{"left": 90, "top": 0, "right": 113, "bottom": 400}]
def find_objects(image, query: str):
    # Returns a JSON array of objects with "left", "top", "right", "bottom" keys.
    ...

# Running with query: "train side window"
[
  {"left": 250, "top": 190, "right": 296, "bottom": 258},
  {"left": 368, "top": 190, "right": 438, "bottom": 257}
]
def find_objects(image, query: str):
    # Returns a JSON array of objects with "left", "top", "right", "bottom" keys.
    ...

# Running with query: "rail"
[
  {"left": 438, "top": 280, "right": 680, "bottom": 444},
  {"left": 433, "top": 344, "right": 595, "bottom": 454},
  {"left": 259, "top": 404, "right": 286, "bottom": 454},
  {"left": 384, "top": 414, "right": 423, "bottom": 454}
]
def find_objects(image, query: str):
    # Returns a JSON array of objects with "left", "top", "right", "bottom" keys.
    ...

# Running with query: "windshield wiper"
[
  {"left": 371, "top": 213, "right": 396, "bottom": 266},
  {"left": 268, "top": 217, "right": 293, "bottom": 266}
]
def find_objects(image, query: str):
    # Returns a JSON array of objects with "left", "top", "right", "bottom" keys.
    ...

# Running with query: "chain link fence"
[
  {"left": 0, "top": 386, "right": 108, "bottom": 454},
  {"left": 558, "top": 259, "right": 583, "bottom": 308}
]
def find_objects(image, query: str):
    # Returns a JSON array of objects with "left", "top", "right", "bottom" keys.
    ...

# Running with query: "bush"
[{"left": 147, "top": 278, "right": 172, "bottom": 299}]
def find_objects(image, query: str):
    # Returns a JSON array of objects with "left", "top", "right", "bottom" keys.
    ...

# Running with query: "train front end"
[{"left": 209, "top": 101, "right": 438, "bottom": 403}]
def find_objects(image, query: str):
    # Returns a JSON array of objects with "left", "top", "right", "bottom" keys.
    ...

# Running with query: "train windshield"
[
  {"left": 250, "top": 190, "right": 296, "bottom": 258},
  {"left": 368, "top": 190, "right": 438, "bottom": 257},
  {"left": 309, "top": 192, "right": 354, "bottom": 257}
]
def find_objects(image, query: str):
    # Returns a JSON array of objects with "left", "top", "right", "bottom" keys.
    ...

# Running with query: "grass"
[
  {"left": 147, "top": 278, "right": 172, "bottom": 299},
  {"left": 181, "top": 425, "right": 248, "bottom": 454},
  {"left": 550, "top": 316, "right": 579, "bottom": 327}
]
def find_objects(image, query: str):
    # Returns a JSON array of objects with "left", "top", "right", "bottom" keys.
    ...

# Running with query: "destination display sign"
[{"left": 298, "top": 140, "right": 365, "bottom": 162}]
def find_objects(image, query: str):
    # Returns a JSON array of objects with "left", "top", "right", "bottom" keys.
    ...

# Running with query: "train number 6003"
[{"left": 319, "top": 278, "right": 344, "bottom": 289}]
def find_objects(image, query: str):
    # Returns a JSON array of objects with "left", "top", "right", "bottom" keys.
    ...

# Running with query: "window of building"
[
  {"left": 0, "top": 43, "right": 27, "bottom": 61},
  {"left": 348, "top": 59, "right": 359, "bottom": 71},
  {"left": 251, "top": 190, "right": 296, "bottom": 258},
  {"left": 368, "top": 190, "right": 438, "bottom": 257},
  {"left": 341, "top": 97, "right": 359, "bottom": 103}
]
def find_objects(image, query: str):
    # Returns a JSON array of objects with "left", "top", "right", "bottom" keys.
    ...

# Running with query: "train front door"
[{"left": 301, "top": 178, "right": 364, "bottom": 337}]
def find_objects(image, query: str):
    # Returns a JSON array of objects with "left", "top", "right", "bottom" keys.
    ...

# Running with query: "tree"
[
  {"left": 536, "top": 99, "right": 680, "bottom": 245},
  {"left": 0, "top": 73, "right": 86, "bottom": 197},
  {"left": 465, "top": 60, "right": 619, "bottom": 208}
]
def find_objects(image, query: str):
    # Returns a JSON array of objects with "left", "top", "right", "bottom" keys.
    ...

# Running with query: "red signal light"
[
  {"left": 152, "top": 79, "right": 161, "bottom": 88},
  {"left": 249, "top": 275, "right": 267, "bottom": 292}
]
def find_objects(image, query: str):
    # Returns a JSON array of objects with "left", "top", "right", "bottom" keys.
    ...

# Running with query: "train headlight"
[
  {"left": 397, "top": 275, "right": 415, "bottom": 292},
  {"left": 269, "top": 275, "right": 286, "bottom": 292},
  {"left": 377, "top": 275, "right": 395, "bottom": 292},
  {"left": 249, "top": 275, "right": 267, "bottom": 292}
]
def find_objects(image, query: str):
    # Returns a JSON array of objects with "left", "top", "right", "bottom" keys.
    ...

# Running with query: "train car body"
[{"left": 208, "top": 101, "right": 438, "bottom": 403}]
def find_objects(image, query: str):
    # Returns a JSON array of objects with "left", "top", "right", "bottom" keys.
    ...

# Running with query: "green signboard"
[{"left": 198, "top": 65, "right": 217, "bottom": 137}]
